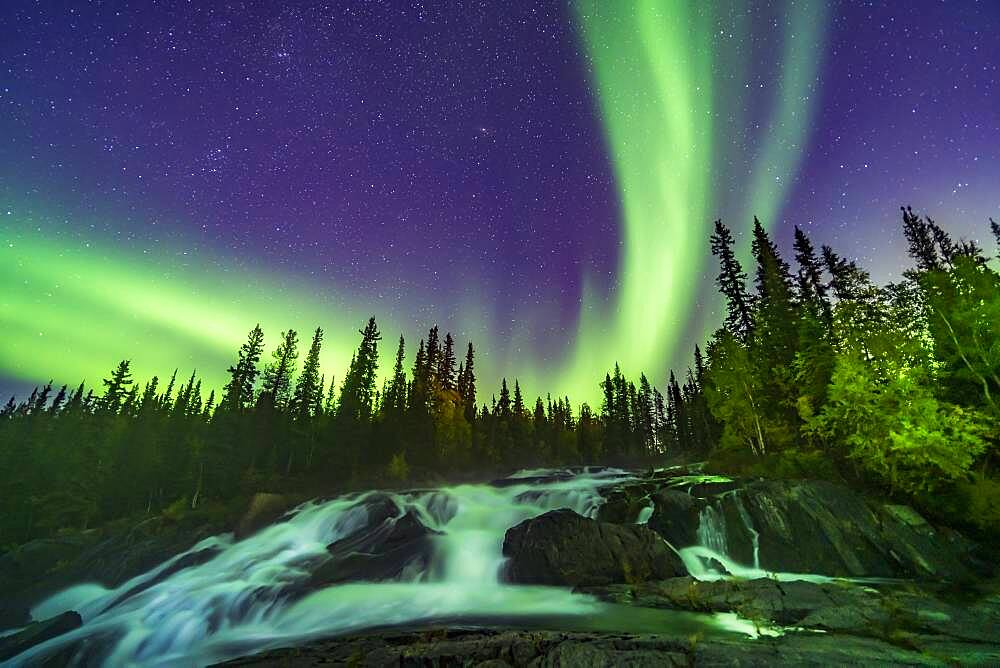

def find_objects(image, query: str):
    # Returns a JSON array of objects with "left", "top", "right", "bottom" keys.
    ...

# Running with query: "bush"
[
  {"left": 960, "top": 474, "right": 1000, "bottom": 534},
  {"left": 387, "top": 452, "right": 410, "bottom": 483}
]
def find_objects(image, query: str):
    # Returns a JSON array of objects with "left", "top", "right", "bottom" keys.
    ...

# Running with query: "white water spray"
[{"left": 14, "top": 468, "right": 744, "bottom": 667}]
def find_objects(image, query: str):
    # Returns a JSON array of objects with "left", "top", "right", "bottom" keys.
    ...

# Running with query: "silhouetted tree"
[{"left": 710, "top": 220, "right": 754, "bottom": 340}]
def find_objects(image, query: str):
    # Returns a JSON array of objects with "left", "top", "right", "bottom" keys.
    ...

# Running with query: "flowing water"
[{"left": 10, "top": 468, "right": 762, "bottom": 667}]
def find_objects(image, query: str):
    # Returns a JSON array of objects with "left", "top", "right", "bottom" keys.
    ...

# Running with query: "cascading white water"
[
  {"left": 733, "top": 494, "right": 761, "bottom": 570},
  {"left": 695, "top": 504, "right": 728, "bottom": 555},
  {"left": 14, "top": 468, "right": 750, "bottom": 667},
  {"left": 679, "top": 492, "right": 843, "bottom": 584}
]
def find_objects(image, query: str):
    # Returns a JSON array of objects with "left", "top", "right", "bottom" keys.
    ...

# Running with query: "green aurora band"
[
  {"left": 1, "top": 222, "right": 381, "bottom": 397},
  {"left": 1, "top": 2, "right": 828, "bottom": 405},
  {"left": 559, "top": 0, "right": 829, "bottom": 394}
]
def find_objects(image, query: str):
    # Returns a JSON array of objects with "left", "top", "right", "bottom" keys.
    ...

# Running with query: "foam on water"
[{"left": 16, "top": 468, "right": 748, "bottom": 666}]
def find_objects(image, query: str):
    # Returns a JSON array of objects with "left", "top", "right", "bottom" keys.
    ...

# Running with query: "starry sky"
[{"left": 2, "top": 1, "right": 999, "bottom": 405}]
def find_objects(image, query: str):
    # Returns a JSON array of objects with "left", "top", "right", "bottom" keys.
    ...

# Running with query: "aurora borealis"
[{"left": 2, "top": 1, "right": 999, "bottom": 404}]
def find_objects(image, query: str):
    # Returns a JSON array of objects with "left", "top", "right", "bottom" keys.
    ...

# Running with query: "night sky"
[{"left": 2, "top": 1, "right": 999, "bottom": 404}]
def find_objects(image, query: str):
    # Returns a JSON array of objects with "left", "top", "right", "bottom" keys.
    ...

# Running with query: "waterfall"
[
  {"left": 679, "top": 493, "right": 834, "bottom": 584},
  {"left": 635, "top": 504, "right": 654, "bottom": 524},
  {"left": 12, "top": 469, "right": 650, "bottom": 667},
  {"left": 733, "top": 495, "right": 761, "bottom": 570},
  {"left": 695, "top": 504, "right": 728, "bottom": 555}
]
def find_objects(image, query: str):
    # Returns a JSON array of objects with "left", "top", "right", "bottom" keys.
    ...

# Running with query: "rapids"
[{"left": 8, "top": 468, "right": 770, "bottom": 667}]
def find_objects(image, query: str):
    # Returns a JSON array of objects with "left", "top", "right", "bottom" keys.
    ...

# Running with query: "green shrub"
[{"left": 959, "top": 474, "right": 1000, "bottom": 533}]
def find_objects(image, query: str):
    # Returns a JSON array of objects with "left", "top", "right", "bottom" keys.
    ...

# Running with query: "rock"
[
  {"left": 647, "top": 489, "right": 704, "bottom": 548},
  {"left": 234, "top": 493, "right": 296, "bottom": 539},
  {"left": 596, "top": 484, "right": 654, "bottom": 524},
  {"left": 212, "top": 627, "right": 955, "bottom": 667},
  {"left": 310, "top": 509, "right": 440, "bottom": 586},
  {"left": 585, "top": 577, "right": 887, "bottom": 631},
  {"left": 68, "top": 518, "right": 222, "bottom": 589},
  {"left": 646, "top": 477, "right": 982, "bottom": 579},
  {"left": 0, "top": 518, "right": 221, "bottom": 632},
  {"left": 100, "top": 543, "right": 223, "bottom": 613},
  {"left": 0, "top": 535, "right": 98, "bottom": 629},
  {"left": 0, "top": 611, "right": 81, "bottom": 662},
  {"left": 502, "top": 509, "right": 685, "bottom": 586},
  {"left": 0, "top": 604, "right": 30, "bottom": 634},
  {"left": 583, "top": 575, "right": 1000, "bottom": 650}
]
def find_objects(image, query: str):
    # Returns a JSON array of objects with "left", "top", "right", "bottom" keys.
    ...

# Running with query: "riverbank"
[{"left": 2, "top": 466, "right": 998, "bottom": 666}]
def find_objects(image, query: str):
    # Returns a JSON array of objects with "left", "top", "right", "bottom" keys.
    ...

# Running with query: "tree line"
[
  {"left": 1, "top": 208, "right": 998, "bottom": 547},
  {"left": 699, "top": 208, "right": 999, "bottom": 532}
]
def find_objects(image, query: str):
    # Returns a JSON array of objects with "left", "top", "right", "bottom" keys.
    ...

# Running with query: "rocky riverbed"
[{"left": 2, "top": 466, "right": 998, "bottom": 666}]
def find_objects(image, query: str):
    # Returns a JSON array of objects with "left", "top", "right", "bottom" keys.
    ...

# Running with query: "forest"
[{"left": 1, "top": 207, "right": 998, "bottom": 549}]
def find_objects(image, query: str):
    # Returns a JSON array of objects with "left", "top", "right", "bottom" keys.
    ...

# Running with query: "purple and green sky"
[{"left": 2, "top": 1, "right": 999, "bottom": 404}]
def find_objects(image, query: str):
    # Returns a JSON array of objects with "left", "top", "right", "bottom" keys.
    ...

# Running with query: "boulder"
[
  {"left": 310, "top": 509, "right": 440, "bottom": 586},
  {"left": 596, "top": 484, "right": 655, "bottom": 524},
  {"left": 502, "top": 509, "right": 685, "bottom": 586},
  {"left": 647, "top": 489, "right": 704, "bottom": 548},
  {"left": 0, "top": 611, "right": 81, "bottom": 662}
]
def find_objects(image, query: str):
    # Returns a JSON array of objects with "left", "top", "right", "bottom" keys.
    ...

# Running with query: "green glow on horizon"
[
  {"left": 560, "top": 0, "right": 829, "bottom": 393},
  {"left": 1, "top": 3, "right": 829, "bottom": 406},
  {"left": 0, "top": 222, "right": 387, "bottom": 396}
]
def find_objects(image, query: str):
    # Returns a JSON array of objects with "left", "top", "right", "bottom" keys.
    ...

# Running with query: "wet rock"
[
  {"left": 100, "top": 543, "right": 224, "bottom": 612},
  {"left": 310, "top": 509, "right": 440, "bottom": 586},
  {"left": 596, "top": 486, "right": 647, "bottom": 524},
  {"left": 67, "top": 518, "right": 222, "bottom": 589},
  {"left": 0, "top": 611, "right": 81, "bottom": 662},
  {"left": 585, "top": 577, "right": 886, "bottom": 631},
  {"left": 0, "top": 535, "right": 98, "bottom": 629},
  {"left": 647, "top": 489, "right": 704, "bottom": 548},
  {"left": 213, "top": 627, "right": 954, "bottom": 667},
  {"left": 643, "top": 476, "right": 983, "bottom": 580},
  {"left": 716, "top": 480, "right": 979, "bottom": 578},
  {"left": 502, "top": 509, "right": 685, "bottom": 586},
  {"left": 0, "top": 535, "right": 97, "bottom": 590},
  {"left": 584, "top": 575, "right": 1000, "bottom": 650},
  {"left": 0, "top": 518, "right": 220, "bottom": 631}
]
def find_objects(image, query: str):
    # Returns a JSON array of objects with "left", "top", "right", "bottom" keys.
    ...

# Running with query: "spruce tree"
[
  {"left": 65, "top": 382, "right": 86, "bottom": 414},
  {"left": 459, "top": 342, "right": 476, "bottom": 420},
  {"left": 438, "top": 332, "right": 457, "bottom": 391},
  {"left": 100, "top": 360, "right": 133, "bottom": 415},
  {"left": 337, "top": 317, "right": 382, "bottom": 422},
  {"left": 385, "top": 335, "right": 407, "bottom": 415},
  {"left": 821, "top": 245, "right": 871, "bottom": 301},
  {"left": 497, "top": 378, "right": 512, "bottom": 419},
  {"left": 328, "top": 375, "right": 339, "bottom": 411},
  {"left": 291, "top": 327, "right": 324, "bottom": 421},
  {"left": 139, "top": 377, "right": 159, "bottom": 414},
  {"left": 49, "top": 384, "right": 68, "bottom": 414},
  {"left": 513, "top": 380, "right": 525, "bottom": 417},
  {"left": 901, "top": 206, "right": 942, "bottom": 271},
  {"left": 425, "top": 326, "right": 440, "bottom": 385},
  {"left": 410, "top": 339, "right": 428, "bottom": 411},
  {"left": 222, "top": 324, "right": 265, "bottom": 412},
  {"left": 710, "top": 220, "right": 754, "bottom": 340},
  {"left": 31, "top": 382, "right": 53, "bottom": 414},
  {"left": 793, "top": 226, "right": 832, "bottom": 326},
  {"left": 637, "top": 374, "right": 654, "bottom": 454},
  {"left": 260, "top": 330, "right": 299, "bottom": 411},
  {"left": 160, "top": 370, "right": 177, "bottom": 410},
  {"left": 751, "top": 218, "right": 798, "bottom": 364}
]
